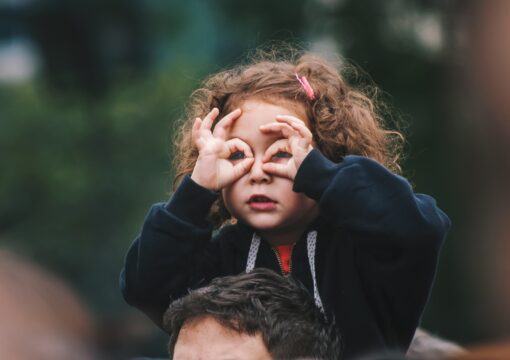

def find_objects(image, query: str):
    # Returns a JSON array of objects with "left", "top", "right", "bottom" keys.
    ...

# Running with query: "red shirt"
[{"left": 273, "top": 244, "right": 294, "bottom": 275}]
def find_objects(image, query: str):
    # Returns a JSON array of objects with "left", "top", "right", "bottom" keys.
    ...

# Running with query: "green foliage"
[{"left": 0, "top": 67, "right": 201, "bottom": 313}]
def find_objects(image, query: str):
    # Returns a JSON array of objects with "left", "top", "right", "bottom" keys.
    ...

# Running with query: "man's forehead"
[{"left": 173, "top": 316, "right": 271, "bottom": 360}]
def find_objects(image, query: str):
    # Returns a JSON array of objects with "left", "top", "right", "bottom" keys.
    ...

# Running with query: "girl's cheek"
[{"left": 272, "top": 157, "right": 291, "bottom": 164}]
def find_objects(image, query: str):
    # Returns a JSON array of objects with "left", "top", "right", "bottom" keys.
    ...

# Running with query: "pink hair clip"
[{"left": 295, "top": 73, "right": 316, "bottom": 100}]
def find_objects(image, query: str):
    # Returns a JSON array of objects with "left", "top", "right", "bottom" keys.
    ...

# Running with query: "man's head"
[{"left": 163, "top": 269, "right": 340, "bottom": 360}]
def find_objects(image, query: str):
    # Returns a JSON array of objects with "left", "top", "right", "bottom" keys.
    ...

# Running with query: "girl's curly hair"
[{"left": 172, "top": 47, "right": 405, "bottom": 227}]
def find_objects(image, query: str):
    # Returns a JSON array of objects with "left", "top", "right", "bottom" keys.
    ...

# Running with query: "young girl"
[{"left": 120, "top": 49, "right": 450, "bottom": 358}]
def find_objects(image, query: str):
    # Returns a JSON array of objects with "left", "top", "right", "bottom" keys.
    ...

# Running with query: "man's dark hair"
[{"left": 163, "top": 268, "right": 340, "bottom": 359}]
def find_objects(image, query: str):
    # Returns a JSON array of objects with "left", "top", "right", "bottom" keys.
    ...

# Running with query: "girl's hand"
[
  {"left": 191, "top": 108, "right": 254, "bottom": 191},
  {"left": 260, "top": 115, "right": 314, "bottom": 180}
]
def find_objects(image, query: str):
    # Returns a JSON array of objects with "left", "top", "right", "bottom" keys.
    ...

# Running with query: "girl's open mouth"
[{"left": 248, "top": 195, "right": 276, "bottom": 210}]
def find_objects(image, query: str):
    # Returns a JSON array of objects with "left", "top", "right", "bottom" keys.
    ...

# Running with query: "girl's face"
[{"left": 221, "top": 99, "right": 319, "bottom": 238}]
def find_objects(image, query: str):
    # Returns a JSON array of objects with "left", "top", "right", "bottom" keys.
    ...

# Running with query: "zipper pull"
[{"left": 273, "top": 244, "right": 294, "bottom": 275}]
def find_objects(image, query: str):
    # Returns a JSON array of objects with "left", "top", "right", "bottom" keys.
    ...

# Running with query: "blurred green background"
[{"left": 2, "top": 0, "right": 507, "bottom": 358}]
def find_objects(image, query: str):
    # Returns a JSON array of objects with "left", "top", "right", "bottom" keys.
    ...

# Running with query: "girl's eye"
[
  {"left": 229, "top": 151, "right": 245, "bottom": 160},
  {"left": 273, "top": 151, "right": 292, "bottom": 159}
]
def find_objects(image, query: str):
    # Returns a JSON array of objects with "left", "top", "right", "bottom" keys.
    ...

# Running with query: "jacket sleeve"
[
  {"left": 119, "top": 175, "right": 222, "bottom": 327},
  {"left": 293, "top": 149, "right": 451, "bottom": 349}
]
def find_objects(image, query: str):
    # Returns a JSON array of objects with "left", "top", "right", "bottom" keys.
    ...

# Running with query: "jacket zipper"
[{"left": 272, "top": 245, "right": 294, "bottom": 276}]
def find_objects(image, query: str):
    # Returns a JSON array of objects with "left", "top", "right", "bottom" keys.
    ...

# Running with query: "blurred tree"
[{"left": 0, "top": 0, "right": 148, "bottom": 96}]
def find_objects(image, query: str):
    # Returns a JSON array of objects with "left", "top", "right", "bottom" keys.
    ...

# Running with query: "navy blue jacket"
[{"left": 120, "top": 149, "right": 450, "bottom": 358}]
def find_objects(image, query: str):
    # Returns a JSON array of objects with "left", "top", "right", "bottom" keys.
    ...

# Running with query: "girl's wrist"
[{"left": 191, "top": 169, "right": 216, "bottom": 191}]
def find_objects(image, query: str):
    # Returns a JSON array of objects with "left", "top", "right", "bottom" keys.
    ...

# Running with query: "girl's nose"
[{"left": 248, "top": 157, "right": 271, "bottom": 184}]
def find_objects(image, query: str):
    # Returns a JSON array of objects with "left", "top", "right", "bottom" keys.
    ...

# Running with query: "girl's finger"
[
  {"left": 275, "top": 115, "right": 307, "bottom": 126},
  {"left": 225, "top": 138, "right": 253, "bottom": 159},
  {"left": 232, "top": 158, "right": 255, "bottom": 180},
  {"left": 201, "top": 108, "right": 220, "bottom": 130},
  {"left": 259, "top": 122, "right": 295, "bottom": 138},
  {"left": 287, "top": 121, "right": 313, "bottom": 142},
  {"left": 261, "top": 162, "right": 292, "bottom": 180},
  {"left": 213, "top": 108, "right": 242, "bottom": 140},
  {"left": 276, "top": 116, "right": 313, "bottom": 140},
  {"left": 191, "top": 118, "right": 202, "bottom": 145},
  {"left": 262, "top": 138, "right": 290, "bottom": 162}
]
